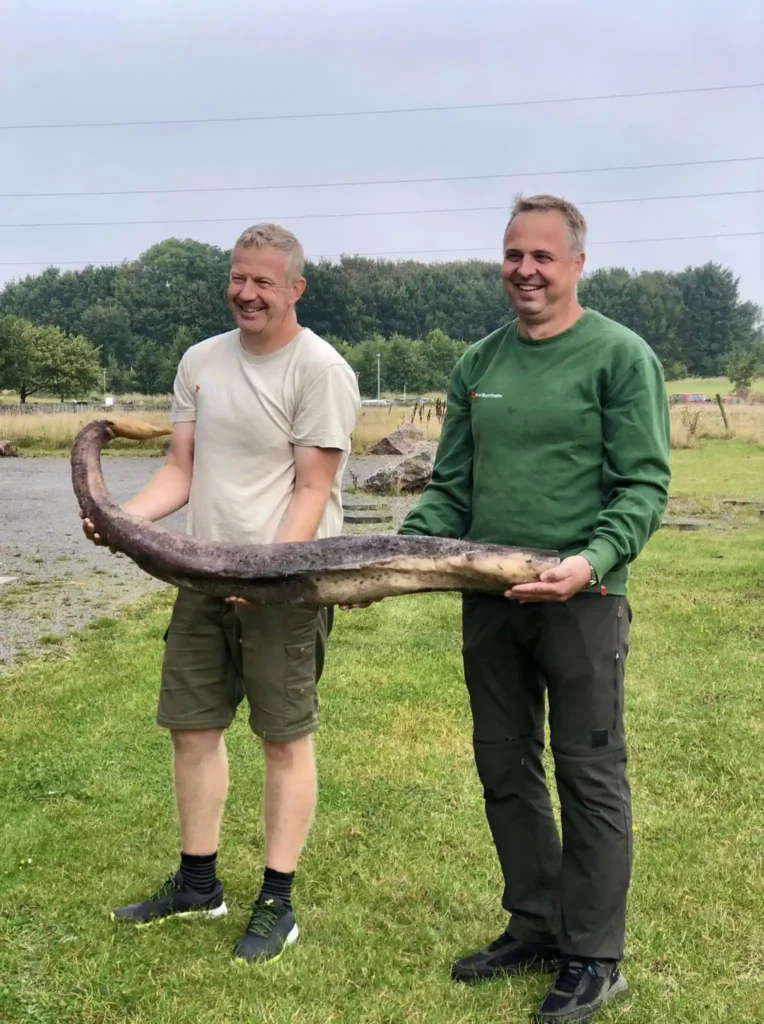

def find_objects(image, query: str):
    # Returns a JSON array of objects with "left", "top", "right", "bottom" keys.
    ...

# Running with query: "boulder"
[
  {"left": 363, "top": 445, "right": 436, "bottom": 494},
  {"left": 0, "top": 440, "right": 19, "bottom": 458},
  {"left": 367, "top": 423, "right": 425, "bottom": 456}
]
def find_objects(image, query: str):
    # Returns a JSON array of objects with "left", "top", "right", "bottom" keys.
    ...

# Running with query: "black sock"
[
  {"left": 258, "top": 866, "right": 295, "bottom": 910},
  {"left": 180, "top": 851, "right": 218, "bottom": 895}
]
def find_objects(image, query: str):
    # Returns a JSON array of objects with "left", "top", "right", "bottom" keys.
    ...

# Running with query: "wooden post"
[{"left": 715, "top": 394, "right": 730, "bottom": 434}]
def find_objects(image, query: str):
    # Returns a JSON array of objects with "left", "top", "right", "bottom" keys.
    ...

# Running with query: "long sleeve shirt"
[{"left": 399, "top": 309, "right": 671, "bottom": 595}]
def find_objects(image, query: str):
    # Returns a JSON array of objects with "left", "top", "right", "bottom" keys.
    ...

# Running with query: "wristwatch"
[{"left": 586, "top": 560, "right": 599, "bottom": 589}]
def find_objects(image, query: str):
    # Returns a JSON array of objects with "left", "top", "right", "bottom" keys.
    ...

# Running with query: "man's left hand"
[{"left": 504, "top": 555, "right": 594, "bottom": 603}]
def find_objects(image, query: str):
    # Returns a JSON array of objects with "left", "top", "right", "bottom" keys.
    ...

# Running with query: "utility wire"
[
  {"left": 1, "top": 156, "right": 761, "bottom": 199},
  {"left": 318, "top": 231, "right": 764, "bottom": 256},
  {"left": 2, "top": 231, "right": 762, "bottom": 267},
  {"left": 0, "top": 189, "right": 760, "bottom": 229},
  {"left": 1, "top": 82, "right": 761, "bottom": 130}
]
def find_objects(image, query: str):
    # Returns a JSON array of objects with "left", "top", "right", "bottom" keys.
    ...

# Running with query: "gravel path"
[{"left": 0, "top": 455, "right": 410, "bottom": 667}]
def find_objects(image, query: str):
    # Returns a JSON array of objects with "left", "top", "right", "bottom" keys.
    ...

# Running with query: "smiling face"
[
  {"left": 227, "top": 245, "right": 306, "bottom": 345},
  {"left": 502, "top": 210, "right": 585, "bottom": 330}
]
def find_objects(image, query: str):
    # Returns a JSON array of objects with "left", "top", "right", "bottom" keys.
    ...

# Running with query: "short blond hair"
[
  {"left": 507, "top": 194, "right": 587, "bottom": 253},
  {"left": 233, "top": 222, "right": 305, "bottom": 282}
]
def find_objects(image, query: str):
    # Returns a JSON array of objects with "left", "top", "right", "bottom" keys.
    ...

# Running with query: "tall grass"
[
  {"left": 0, "top": 406, "right": 443, "bottom": 456},
  {"left": 670, "top": 404, "right": 764, "bottom": 449},
  {"left": 0, "top": 410, "right": 172, "bottom": 454},
  {"left": 3, "top": 401, "right": 763, "bottom": 456},
  {"left": 351, "top": 405, "right": 443, "bottom": 454}
]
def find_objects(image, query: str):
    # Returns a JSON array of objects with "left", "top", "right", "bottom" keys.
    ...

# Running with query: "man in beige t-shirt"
[{"left": 84, "top": 223, "right": 359, "bottom": 963}]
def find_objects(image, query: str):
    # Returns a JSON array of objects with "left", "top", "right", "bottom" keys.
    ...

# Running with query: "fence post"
[{"left": 715, "top": 394, "right": 730, "bottom": 434}]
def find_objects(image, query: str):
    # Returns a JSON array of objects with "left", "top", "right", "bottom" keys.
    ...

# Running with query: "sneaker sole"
[
  {"left": 533, "top": 973, "right": 629, "bottom": 1023},
  {"left": 233, "top": 923, "right": 299, "bottom": 966},
  {"left": 110, "top": 902, "right": 228, "bottom": 928},
  {"left": 452, "top": 957, "right": 561, "bottom": 983}
]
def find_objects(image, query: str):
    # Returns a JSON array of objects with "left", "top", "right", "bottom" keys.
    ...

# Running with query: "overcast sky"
[{"left": 1, "top": 0, "right": 762, "bottom": 310}]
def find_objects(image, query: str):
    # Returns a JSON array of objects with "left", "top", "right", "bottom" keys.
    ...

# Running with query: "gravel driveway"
[{"left": 0, "top": 455, "right": 407, "bottom": 666}]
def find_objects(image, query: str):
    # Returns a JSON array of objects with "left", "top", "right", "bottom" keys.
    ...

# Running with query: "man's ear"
[{"left": 291, "top": 276, "right": 307, "bottom": 304}]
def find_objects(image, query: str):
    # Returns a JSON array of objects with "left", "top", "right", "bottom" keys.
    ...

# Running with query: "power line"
[
  {"left": 1, "top": 155, "right": 761, "bottom": 200},
  {"left": 320, "top": 232, "right": 764, "bottom": 256},
  {"left": 2, "top": 82, "right": 761, "bottom": 131},
  {"left": 1, "top": 189, "right": 760, "bottom": 229},
  {"left": 2, "top": 231, "right": 762, "bottom": 267}
]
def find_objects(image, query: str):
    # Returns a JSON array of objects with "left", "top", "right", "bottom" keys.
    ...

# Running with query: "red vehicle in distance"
[{"left": 669, "top": 392, "right": 712, "bottom": 404}]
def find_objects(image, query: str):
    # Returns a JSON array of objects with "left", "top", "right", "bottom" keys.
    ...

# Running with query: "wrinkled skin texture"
[{"left": 70, "top": 420, "right": 560, "bottom": 606}]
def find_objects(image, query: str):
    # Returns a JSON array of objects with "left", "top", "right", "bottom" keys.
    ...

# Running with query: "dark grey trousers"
[{"left": 462, "top": 593, "right": 633, "bottom": 961}]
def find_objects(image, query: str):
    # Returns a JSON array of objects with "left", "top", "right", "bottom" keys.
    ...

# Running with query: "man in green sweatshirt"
[{"left": 398, "top": 195, "right": 670, "bottom": 1023}]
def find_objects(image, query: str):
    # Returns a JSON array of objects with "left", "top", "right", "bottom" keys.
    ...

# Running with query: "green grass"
[
  {"left": 665, "top": 376, "right": 763, "bottom": 397},
  {"left": 670, "top": 439, "right": 764, "bottom": 499},
  {"left": 2, "top": 522, "right": 764, "bottom": 1023}
]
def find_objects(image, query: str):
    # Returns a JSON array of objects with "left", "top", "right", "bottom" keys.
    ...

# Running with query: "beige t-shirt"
[{"left": 170, "top": 327, "right": 360, "bottom": 544}]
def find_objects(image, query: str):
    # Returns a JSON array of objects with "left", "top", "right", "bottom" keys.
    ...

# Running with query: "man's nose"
[
  {"left": 515, "top": 255, "right": 537, "bottom": 277},
  {"left": 238, "top": 279, "right": 259, "bottom": 300}
]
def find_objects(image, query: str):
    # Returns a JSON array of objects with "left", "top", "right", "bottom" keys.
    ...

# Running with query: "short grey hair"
[
  {"left": 507, "top": 194, "right": 587, "bottom": 253},
  {"left": 233, "top": 222, "right": 305, "bottom": 282}
]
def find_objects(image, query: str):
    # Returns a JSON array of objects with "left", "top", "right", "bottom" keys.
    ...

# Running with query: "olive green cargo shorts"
[{"left": 157, "top": 588, "right": 333, "bottom": 742}]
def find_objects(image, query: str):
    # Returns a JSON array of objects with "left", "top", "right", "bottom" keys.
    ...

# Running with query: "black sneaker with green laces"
[
  {"left": 451, "top": 928, "right": 561, "bottom": 982},
  {"left": 535, "top": 957, "right": 628, "bottom": 1022},
  {"left": 233, "top": 896, "right": 299, "bottom": 964},
  {"left": 110, "top": 871, "right": 227, "bottom": 926}
]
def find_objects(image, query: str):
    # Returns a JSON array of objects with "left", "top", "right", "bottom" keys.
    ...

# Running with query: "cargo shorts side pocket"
[
  {"left": 285, "top": 641, "right": 319, "bottom": 715},
  {"left": 241, "top": 608, "right": 321, "bottom": 741}
]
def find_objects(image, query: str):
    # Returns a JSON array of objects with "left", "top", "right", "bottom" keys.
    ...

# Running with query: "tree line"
[{"left": 0, "top": 238, "right": 761, "bottom": 401}]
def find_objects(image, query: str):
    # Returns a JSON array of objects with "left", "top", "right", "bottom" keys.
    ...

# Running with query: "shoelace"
[
  {"left": 147, "top": 874, "right": 182, "bottom": 902},
  {"left": 555, "top": 958, "right": 594, "bottom": 994},
  {"left": 245, "top": 899, "right": 283, "bottom": 938}
]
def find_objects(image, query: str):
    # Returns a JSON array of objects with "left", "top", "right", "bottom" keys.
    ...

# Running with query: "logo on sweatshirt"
[{"left": 470, "top": 391, "right": 503, "bottom": 399}]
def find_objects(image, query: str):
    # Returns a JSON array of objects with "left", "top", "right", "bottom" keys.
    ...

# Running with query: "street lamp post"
[{"left": 376, "top": 353, "right": 381, "bottom": 400}]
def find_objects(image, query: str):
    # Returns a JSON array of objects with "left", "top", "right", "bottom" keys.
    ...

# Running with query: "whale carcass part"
[{"left": 70, "top": 419, "right": 560, "bottom": 605}]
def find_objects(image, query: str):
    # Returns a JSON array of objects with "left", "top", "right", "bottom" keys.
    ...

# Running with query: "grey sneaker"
[
  {"left": 110, "top": 871, "right": 227, "bottom": 927},
  {"left": 535, "top": 957, "right": 628, "bottom": 1022},
  {"left": 233, "top": 896, "right": 299, "bottom": 964}
]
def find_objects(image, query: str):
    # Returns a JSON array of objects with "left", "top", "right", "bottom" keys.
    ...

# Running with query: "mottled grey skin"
[{"left": 71, "top": 420, "right": 560, "bottom": 605}]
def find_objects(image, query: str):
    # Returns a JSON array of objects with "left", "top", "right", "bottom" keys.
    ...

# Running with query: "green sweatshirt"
[{"left": 399, "top": 309, "right": 671, "bottom": 595}]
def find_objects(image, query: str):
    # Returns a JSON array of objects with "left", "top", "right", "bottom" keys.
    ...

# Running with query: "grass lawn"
[
  {"left": 665, "top": 377, "right": 763, "bottom": 397},
  {"left": 2, "top": 518, "right": 764, "bottom": 1023},
  {"left": 670, "top": 440, "right": 764, "bottom": 500}
]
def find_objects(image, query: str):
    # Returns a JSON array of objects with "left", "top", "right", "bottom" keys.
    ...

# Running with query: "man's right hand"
[
  {"left": 80, "top": 512, "right": 118, "bottom": 552},
  {"left": 339, "top": 600, "right": 381, "bottom": 611}
]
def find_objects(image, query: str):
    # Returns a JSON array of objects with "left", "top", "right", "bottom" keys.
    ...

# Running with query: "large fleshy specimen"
[{"left": 71, "top": 419, "right": 559, "bottom": 605}]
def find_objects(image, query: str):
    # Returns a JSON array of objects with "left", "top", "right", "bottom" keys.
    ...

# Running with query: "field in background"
[
  {"left": 666, "top": 376, "right": 763, "bottom": 397},
  {"left": 3, "top": 402, "right": 764, "bottom": 456},
  {"left": 2, "top": 376, "right": 762, "bottom": 411},
  {"left": 0, "top": 407, "right": 441, "bottom": 456},
  {"left": 351, "top": 403, "right": 443, "bottom": 453},
  {"left": 0, "top": 391, "right": 172, "bottom": 408},
  {"left": 670, "top": 403, "right": 764, "bottom": 447},
  {"left": 0, "top": 410, "right": 172, "bottom": 455}
]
